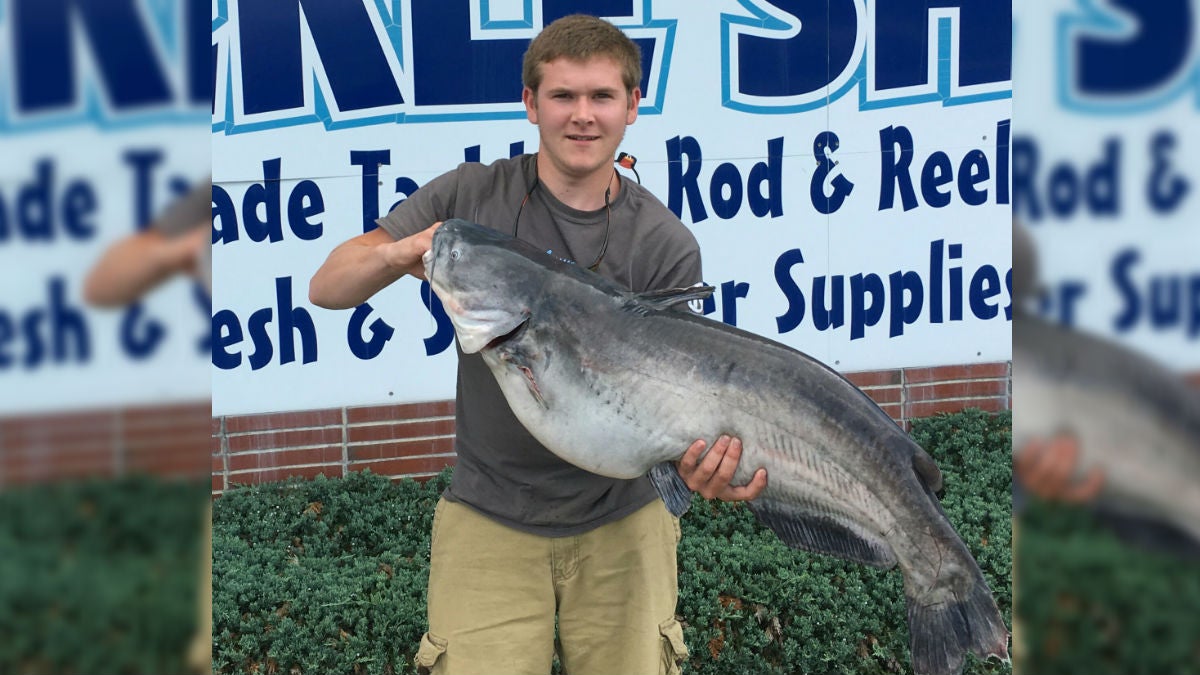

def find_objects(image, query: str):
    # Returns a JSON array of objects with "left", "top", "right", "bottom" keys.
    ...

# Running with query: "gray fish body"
[
  {"left": 426, "top": 220, "right": 1008, "bottom": 675},
  {"left": 1013, "top": 311, "right": 1200, "bottom": 544}
]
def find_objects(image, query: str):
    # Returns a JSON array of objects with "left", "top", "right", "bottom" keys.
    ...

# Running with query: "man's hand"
[
  {"left": 1014, "top": 434, "right": 1104, "bottom": 503},
  {"left": 385, "top": 221, "right": 442, "bottom": 280},
  {"left": 676, "top": 435, "right": 767, "bottom": 501}
]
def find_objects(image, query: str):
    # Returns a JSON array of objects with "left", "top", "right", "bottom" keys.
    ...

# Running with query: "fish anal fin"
[{"left": 747, "top": 498, "right": 897, "bottom": 569}]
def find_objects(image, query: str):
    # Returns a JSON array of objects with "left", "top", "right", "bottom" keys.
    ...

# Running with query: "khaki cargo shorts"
[{"left": 415, "top": 498, "right": 689, "bottom": 675}]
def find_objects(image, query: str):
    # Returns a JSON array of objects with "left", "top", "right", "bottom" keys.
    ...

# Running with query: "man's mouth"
[{"left": 567, "top": 134, "right": 599, "bottom": 142}]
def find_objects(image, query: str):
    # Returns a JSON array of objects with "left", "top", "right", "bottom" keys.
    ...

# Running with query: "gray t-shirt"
[
  {"left": 156, "top": 176, "right": 212, "bottom": 295},
  {"left": 377, "top": 154, "right": 702, "bottom": 536}
]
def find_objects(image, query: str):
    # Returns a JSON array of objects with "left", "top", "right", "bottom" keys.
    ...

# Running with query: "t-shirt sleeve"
[
  {"left": 154, "top": 177, "right": 212, "bottom": 237},
  {"left": 634, "top": 216, "right": 703, "bottom": 293},
  {"left": 374, "top": 166, "right": 464, "bottom": 241}
]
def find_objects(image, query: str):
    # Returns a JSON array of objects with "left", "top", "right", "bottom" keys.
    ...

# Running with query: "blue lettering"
[
  {"left": 666, "top": 136, "right": 707, "bottom": 223},
  {"left": 720, "top": 280, "right": 751, "bottom": 326},
  {"left": 243, "top": 159, "right": 284, "bottom": 243},
  {"left": 351, "top": 150, "right": 391, "bottom": 233},
  {"left": 888, "top": 270, "right": 924, "bottom": 337},
  {"left": 119, "top": 303, "right": 165, "bottom": 359},
  {"left": 236, "top": 0, "right": 403, "bottom": 115},
  {"left": 0, "top": 159, "right": 97, "bottom": 243},
  {"left": 667, "top": 136, "right": 783, "bottom": 223},
  {"left": 948, "top": 243, "right": 963, "bottom": 321},
  {"left": 13, "top": 0, "right": 171, "bottom": 113},
  {"left": 921, "top": 151, "right": 954, "bottom": 208},
  {"left": 849, "top": 273, "right": 885, "bottom": 340},
  {"left": 968, "top": 266, "right": 1001, "bottom": 320},
  {"left": 874, "top": 1, "right": 1010, "bottom": 92},
  {"left": 211, "top": 185, "right": 239, "bottom": 244},
  {"left": 412, "top": 1, "right": 654, "bottom": 107},
  {"left": 879, "top": 125, "right": 918, "bottom": 211},
  {"left": 1012, "top": 136, "right": 1041, "bottom": 222},
  {"left": 724, "top": 0, "right": 858, "bottom": 108},
  {"left": 881, "top": 123, "right": 1005, "bottom": 211},
  {"left": 209, "top": 277, "right": 318, "bottom": 370},
  {"left": 723, "top": 0, "right": 1010, "bottom": 112},
  {"left": 748, "top": 137, "right": 785, "bottom": 217},
  {"left": 246, "top": 307, "right": 274, "bottom": 370},
  {"left": 811, "top": 132, "right": 853, "bottom": 215},
  {"left": 124, "top": 149, "right": 164, "bottom": 229},
  {"left": 929, "top": 239, "right": 944, "bottom": 323},
  {"left": 812, "top": 275, "right": 844, "bottom": 331},
  {"left": 0, "top": 277, "right": 91, "bottom": 370},
  {"left": 1111, "top": 248, "right": 1200, "bottom": 337},
  {"left": 287, "top": 180, "right": 324, "bottom": 241},
  {"left": 347, "top": 303, "right": 395, "bottom": 360},
  {"left": 774, "top": 248, "right": 807, "bottom": 334},
  {"left": 420, "top": 281, "right": 454, "bottom": 356},
  {"left": 212, "top": 309, "right": 243, "bottom": 370},
  {"left": 1068, "top": 1, "right": 1193, "bottom": 107},
  {"left": 274, "top": 277, "right": 317, "bottom": 366},
  {"left": 1147, "top": 131, "right": 1190, "bottom": 213},
  {"left": 709, "top": 164, "right": 743, "bottom": 220},
  {"left": 214, "top": 161, "right": 327, "bottom": 244}
]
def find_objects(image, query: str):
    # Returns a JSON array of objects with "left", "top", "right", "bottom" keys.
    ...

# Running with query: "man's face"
[{"left": 523, "top": 56, "right": 640, "bottom": 186}]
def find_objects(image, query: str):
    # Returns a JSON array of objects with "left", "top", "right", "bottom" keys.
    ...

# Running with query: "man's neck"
[{"left": 535, "top": 155, "right": 619, "bottom": 211}]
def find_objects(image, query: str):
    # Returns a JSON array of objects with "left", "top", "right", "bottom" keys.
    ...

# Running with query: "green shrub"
[
  {"left": 1016, "top": 500, "right": 1200, "bottom": 674},
  {"left": 0, "top": 475, "right": 207, "bottom": 674},
  {"left": 214, "top": 410, "right": 1012, "bottom": 674}
]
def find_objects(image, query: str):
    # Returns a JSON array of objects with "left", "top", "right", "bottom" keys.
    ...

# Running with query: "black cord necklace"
[{"left": 513, "top": 158, "right": 613, "bottom": 273}]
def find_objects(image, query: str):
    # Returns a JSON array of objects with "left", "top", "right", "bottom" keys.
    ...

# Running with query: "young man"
[{"left": 310, "top": 15, "right": 766, "bottom": 674}]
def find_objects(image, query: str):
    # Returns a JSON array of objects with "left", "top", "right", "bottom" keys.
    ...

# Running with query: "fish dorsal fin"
[
  {"left": 747, "top": 498, "right": 897, "bottom": 569},
  {"left": 625, "top": 285, "right": 714, "bottom": 315}
]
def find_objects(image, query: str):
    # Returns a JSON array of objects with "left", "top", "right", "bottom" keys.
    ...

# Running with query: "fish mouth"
[{"left": 485, "top": 312, "right": 530, "bottom": 350}]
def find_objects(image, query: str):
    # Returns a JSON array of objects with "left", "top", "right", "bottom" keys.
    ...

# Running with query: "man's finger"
[
  {"left": 1061, "top": 467, "right": 1104, "bottom": 503},
  {"left": 697, "top": 435, "right": 730, "bottom": 477},
  {"left": 712, "top": 437, "right": 742, "bottom": 484},
  {"left": 678, "top": 439, "right": 706, "bottom": 470},
  {"left": 722, "top": 468, "right": 768, "bottom": 501}
]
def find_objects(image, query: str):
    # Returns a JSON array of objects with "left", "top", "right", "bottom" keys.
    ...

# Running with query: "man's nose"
[{"left": 571, "top": 98, "right": 594, "bottom": 123}]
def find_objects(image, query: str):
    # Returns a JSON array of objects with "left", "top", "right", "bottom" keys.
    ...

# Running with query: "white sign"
[{"left": 211, "top": 0, "right": 1013, "bottom": 416}]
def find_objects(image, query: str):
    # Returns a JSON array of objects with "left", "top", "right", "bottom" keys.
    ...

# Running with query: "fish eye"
[{"left": 450, "top": 248, "right": 461, "bottom": 260}]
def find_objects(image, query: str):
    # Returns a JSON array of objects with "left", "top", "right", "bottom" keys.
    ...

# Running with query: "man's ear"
[
  {"left": 626, "top": 87, "right": 641, "bottom": 125},
  {"left": 523, "top": 87, "right": 538, "bottom": 124}
]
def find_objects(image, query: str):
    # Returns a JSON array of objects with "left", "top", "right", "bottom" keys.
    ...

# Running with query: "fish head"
[{"left": 424, "top": 219, "right": 546, "bottom": 354}]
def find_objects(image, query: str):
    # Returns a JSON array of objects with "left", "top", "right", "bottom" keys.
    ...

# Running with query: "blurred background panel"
[
  {"left": 1013, "top": 1, "right": 1200, "bottom": 673},
  {"left": 0, "top": 0, "right": 211, "bottom": 672}
]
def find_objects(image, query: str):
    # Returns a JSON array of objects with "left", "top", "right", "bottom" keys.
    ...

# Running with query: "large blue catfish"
[{"left": 423, "top": 219, "right": 1009, "bottom": 675}]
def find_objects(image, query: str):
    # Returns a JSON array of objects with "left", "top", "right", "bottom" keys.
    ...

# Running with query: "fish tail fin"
[{"left": 906, "top": 575, "right": 1009, "bottom": 675}]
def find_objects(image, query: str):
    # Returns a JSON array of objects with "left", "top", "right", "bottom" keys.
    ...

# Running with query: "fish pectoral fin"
[
  {"left": 746, "top": 498, "right": 897, "bottom": 569},
  {"left": 625, "top": 285, "right": 714, "bottom": 315},
  {"left": 649, "top": 462, "right": 693, "bottom": 517}
]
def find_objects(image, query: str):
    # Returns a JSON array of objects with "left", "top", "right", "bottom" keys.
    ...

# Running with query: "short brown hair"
[{"left": 522, "top": 14, "right": 642, "bottom": 95}]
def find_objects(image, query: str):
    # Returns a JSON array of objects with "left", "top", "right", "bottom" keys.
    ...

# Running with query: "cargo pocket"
[
  {"left": 413, "top": 632, "right": 447, "bottom": 675},
  {"left": 658, "top": 617, "right": 689, "bottom": 675}
]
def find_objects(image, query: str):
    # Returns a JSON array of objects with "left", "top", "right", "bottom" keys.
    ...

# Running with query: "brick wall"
[
  {"left": 0, "top": 400, "right": 211, "bottom": 488},
  {"left": 209, "top": 362, "right": 1013, "bottom": 496}
]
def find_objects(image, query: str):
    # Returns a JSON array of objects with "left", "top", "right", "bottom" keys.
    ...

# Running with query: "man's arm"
[
  {"left": 83, "top": 224, "right": 208, "bottom": 307},
  {"left": 308, "top": 223, "right": 440, "bottom": 309}
]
